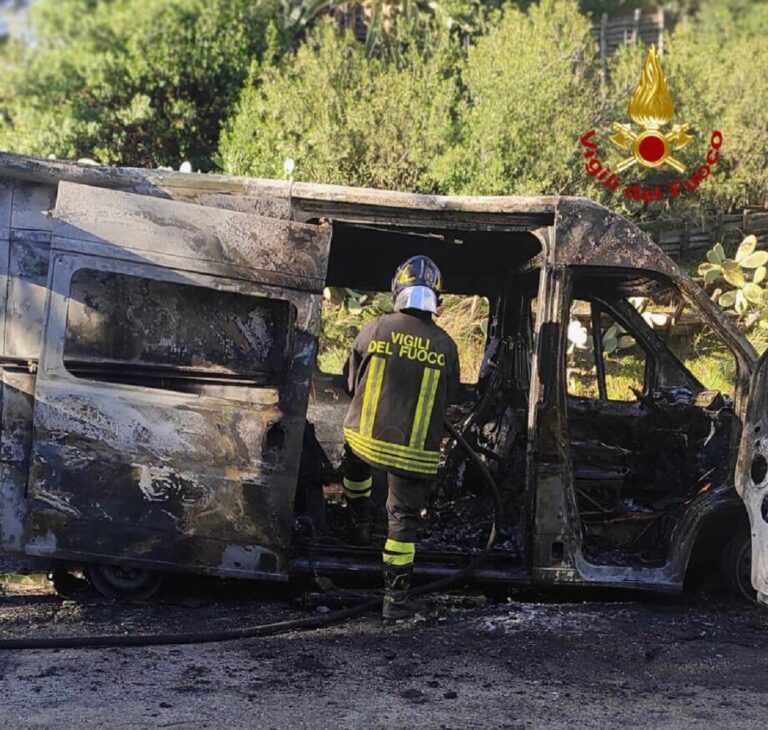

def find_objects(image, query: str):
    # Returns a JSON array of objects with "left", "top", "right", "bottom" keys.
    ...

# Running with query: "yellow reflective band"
[
  {"left": 359, "top": 356, "right": 386, "bottom": 437},
  {"left": 384, "top": 538, "right": 415, "bottom": 555},
  {"left": 344, "top": 433, "right": 439, "bottom": 475},
  {"left": 383, "top": 537, "right": 416, "bottom": 566},
  {"left": 383, "top": 551, "right": 415, "bottom": 566},
  {"left": 348, "top": 442, "right": 438, "bottom": 474},
  {"left": 343, "top": 475, "right": 372, "bottom": 499},
  {"left": 342, "top": 477, "right": 373, "bottom": 493},
  {"left": 352, "top": 450, "right": 437, "bottom": 475},
  {"left": 409, "top": 367, "right": 441, "bottom": 450},
  {"left": 344, "top": 428, "right": 440, "bottom": 463},
  {"left": 345, "top": 489, "right": 371, "bottom": 500},
  {"left": 346, "top": 435, "right": 439, "bottom": 466}
]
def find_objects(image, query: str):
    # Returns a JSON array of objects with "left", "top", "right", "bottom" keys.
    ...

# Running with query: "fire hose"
[{"left": 0, "top": 419, "right": 502, "bottom": 650}]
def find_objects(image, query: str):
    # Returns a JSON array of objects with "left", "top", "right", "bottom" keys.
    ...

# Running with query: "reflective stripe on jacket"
[{"left": 342, "top": 311, "right": 460, "bottom": 479}]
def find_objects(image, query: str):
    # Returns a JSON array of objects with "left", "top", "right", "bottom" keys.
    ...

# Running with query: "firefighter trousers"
[{"left": 341, "top": 443, "right": 432, "bottom": 567}]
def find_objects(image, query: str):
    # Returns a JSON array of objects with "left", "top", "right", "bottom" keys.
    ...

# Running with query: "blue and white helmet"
[{"left": 391, "top": 255, "right": 443, "bottom": 314}]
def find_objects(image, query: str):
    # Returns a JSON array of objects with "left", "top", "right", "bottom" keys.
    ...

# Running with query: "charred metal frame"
[{"left": 0, "top": 152, "right": 760, "bottom": 598}]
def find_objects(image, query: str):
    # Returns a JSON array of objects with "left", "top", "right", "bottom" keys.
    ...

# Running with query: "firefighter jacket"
[{"left": 342, "top": 311, "right": 460, "bottom": 479}]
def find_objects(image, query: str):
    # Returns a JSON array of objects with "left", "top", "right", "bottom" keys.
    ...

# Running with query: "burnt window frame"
[
  {"left": 590, "top": 300, "right": 649, "bottom": 403},
  {"left": 565, "top": 266, "right": 746, "bottom": 405},
  {"left": 566, "top": 297, "right": 650, "bottom": 403},
  {"left": 45, "top": 255, "right": 302, "bottom": 397}
]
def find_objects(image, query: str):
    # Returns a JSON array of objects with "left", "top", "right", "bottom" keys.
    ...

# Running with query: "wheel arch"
[{"left": 683, "top": 496, "right": 750, "bottom": 588}]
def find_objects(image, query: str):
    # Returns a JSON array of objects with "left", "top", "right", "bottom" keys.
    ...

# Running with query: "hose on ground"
[
  {"left": 412, "top": 419, "right": 502, "bottom": 597},
  {"left": 0, "top": 418, "right": 502, "bottom": 650}
]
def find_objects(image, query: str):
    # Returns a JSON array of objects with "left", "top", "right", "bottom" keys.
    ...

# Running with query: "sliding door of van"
[{"left": 23, "top": 182, "right": 330, "bottom": 580}]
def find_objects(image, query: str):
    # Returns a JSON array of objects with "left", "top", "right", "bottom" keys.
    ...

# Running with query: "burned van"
[{"left": 0, "top": 152, "right": 765, "bottom": 606}]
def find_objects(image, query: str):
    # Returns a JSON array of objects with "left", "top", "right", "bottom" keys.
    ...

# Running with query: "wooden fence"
[
  {"left": 594, "top": 8, "right": 668, "bottom": 83},
  {"left": 332, "top": 3, "right": 370, "bottom": 41},
  {"left": 641, "top": 208, "right": 768, "bottom": 260}
]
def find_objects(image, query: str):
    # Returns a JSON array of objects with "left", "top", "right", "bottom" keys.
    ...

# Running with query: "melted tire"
[
  {"left": 719, "top": 532, "right": 756, "bottom": 603},
  {"left": 86, "top": 564, "right": 164, "bottom": 601}
]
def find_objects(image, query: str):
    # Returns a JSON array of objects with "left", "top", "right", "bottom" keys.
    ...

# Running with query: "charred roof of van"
[
  {"left": 0, "top": 150, "right": 753, "bottom": 362},
  {"left": 0, "top": 150, "right": 656, "bottom": 272},
  {"left": 0, "top": 150, "right": 558, "bottom": 225}
]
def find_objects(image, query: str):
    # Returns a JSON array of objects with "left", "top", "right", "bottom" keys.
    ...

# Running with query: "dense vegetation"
[
  {"left": 0, "top": 0, "right": 764, "bottom": 219},
  {"left": 220, "top": 0, "right": 767, "bottom": 219},
  {"left": 0, "top": 0, "right": 277, "bottom": 169},
  {"left": 0, "top": 0, "right": 765, "bottom": 371}
]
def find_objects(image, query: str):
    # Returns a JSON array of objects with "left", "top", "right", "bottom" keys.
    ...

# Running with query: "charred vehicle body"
[{"left": 0, "top": 152, "right": 765, "bottom": 605}]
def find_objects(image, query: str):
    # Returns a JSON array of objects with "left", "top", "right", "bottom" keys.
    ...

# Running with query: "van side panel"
[
  {"left": 0, "top": 370, "right": 35, "bottom": 553},
  {"left": 21, "top": 184, "right": 331, "bottom": 581}
]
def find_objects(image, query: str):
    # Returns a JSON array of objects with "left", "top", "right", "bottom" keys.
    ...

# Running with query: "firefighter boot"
[
  {"left": 382, "top": 563, "right": 426, "bottom": 623},
  {"left": 347, "top": 497, "right": 372, "bottom": 546}
]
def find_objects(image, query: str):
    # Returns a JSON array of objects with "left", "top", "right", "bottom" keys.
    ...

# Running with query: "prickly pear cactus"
[{"left": 699, "top": 235, "right": 768, "bottom": 315}]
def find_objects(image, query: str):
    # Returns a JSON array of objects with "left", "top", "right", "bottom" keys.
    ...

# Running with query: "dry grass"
[{"left": 435, "top": 294, "right": 489, "bottom": 383}]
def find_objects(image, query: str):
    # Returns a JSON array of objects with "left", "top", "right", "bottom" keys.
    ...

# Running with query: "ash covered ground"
[{"left": 2, "top": 578, "right": 768, "bottom": 728}]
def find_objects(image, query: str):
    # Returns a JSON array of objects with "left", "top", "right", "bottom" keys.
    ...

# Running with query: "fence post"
[
  {"left": 658, "top": 8, "right": 665, "bottom": 55},
  {"left": 600, "top": 13, "right": 607, "bottom": 86},
  {"left": 631, "top": 7, "right": 640, "bottom": 43},
  {"left": 715, "top": 211, "right": 723, "bottom": 251}
]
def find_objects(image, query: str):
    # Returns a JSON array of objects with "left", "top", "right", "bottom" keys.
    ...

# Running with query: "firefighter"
[{"left": 341, "top": 255, "right": 460, "bottom": 621}]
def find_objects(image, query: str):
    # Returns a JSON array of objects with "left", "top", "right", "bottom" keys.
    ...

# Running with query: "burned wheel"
[
  {"left": 719, "top": 532, "right": 756, "bottom": 603},
  {"left": 86, "top": 564, "right": 164, "bottom": 600}
]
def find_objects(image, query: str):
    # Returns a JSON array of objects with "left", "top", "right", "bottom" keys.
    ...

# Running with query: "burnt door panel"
[
  {"left": 308, "top": 370, "right": 350, "bottom": 464},
  {"left": 51, "top": 182, "right": 328, "bottom": 290},
  {"left": 737, "top": 349, "right": 768, "bottom": 606},
  {"left": 5, "top": 231, "right": 50, "bottom": 359},
  {"left": 24, "top": 184, "right": 331, "bottom": 580}
]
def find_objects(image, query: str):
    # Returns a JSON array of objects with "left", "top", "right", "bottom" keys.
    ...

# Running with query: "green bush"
[
  {"left": 1, "top": 0, "right": 764, "bottom": 214},
  {"left": 444, "top": 0, "right": 603, "bottom": 197},
  {"left": 664, "top": 0, "right": 768, "bottom": 213},
  {"left": 220, "top": 20, "right": 460, "bottom": 191},
  {"left": 0, "top": 0, "right": 277, "bottom": 169},
  {"left": 222, "top": 0, "right": 610, "bottom": 200}
]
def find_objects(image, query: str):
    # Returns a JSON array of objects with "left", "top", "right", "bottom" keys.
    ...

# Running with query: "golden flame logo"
[
  {"left": 628, "top": 48, "right": 674, "bottom": 128},
  {"left": 610, "top": 45, "right": 693, "bottom": 173}
]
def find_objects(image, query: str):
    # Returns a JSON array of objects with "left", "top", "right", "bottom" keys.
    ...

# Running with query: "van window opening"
[
  {"left": 317, "top": 222, "right": 543, "bottom": 384},
  {"left": 566, "top": 269, "right": 739, "bottom": 569},
  {"left": 63, "top": 269, "right": 296, "bottom": 389},
  {"left": 661, "top": 298, "right": 738, "bottom": 397},
  {"left": 568, "top": 271, "right": 738, "bottom": 399},
  {"left": 567, "top": 299, "right": 647, "bottom": 402}
]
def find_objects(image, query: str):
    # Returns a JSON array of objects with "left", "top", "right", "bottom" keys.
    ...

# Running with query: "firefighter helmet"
[{"left": 391, "top": 255, "right": 443, "bottom": 314}]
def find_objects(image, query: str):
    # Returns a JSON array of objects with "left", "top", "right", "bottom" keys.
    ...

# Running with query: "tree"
[
  {"left": 606, "top": 0, "right": 768, "bottom": 216},
  {"left": 220, "top": 20, "right": 461, "bottom": 191},
  {"left": 0, "top": 0, "right": 277, "bottom": 169},
  {"left": 443, "top": 0, "right": 603, "bottom": 198},
  {"left": 222, "top": 0, "right": 612, "bottom": 200}
]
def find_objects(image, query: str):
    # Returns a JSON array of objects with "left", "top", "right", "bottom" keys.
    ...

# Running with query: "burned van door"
[
  {"left": 737, "top": 349, "right": 768, "bottom": 606},
  {"left": 23, "top": 182, "right": 331, "bottom": 581}
]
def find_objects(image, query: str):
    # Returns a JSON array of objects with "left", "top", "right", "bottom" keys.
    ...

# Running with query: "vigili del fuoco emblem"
[
  {"left": 609, "top": 45, "right": 693, "bottom": 174},
  {"left": 579, "top": 43, "right": 722, "bottom": 203}
]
